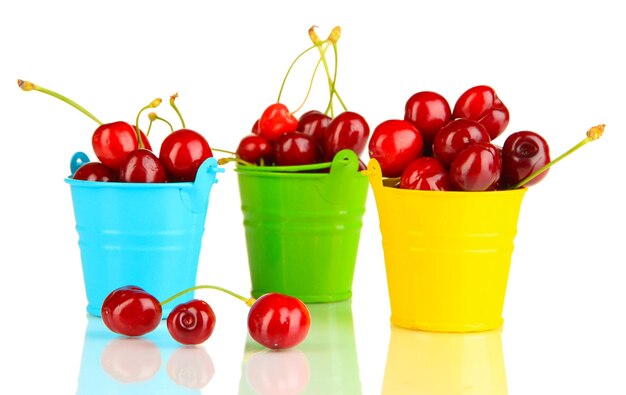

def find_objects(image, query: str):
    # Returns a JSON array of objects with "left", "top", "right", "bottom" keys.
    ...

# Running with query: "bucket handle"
[
  {"left": 363, "top": 158, "right": 384, "bottom": 192},
  {"left": 70, "top": 152, "right": 90, "bottom": 177},
  {"left": 181, "top": 157, "right": 224, "bottom": 213}
]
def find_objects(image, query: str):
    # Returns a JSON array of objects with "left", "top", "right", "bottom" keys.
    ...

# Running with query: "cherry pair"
[
  {"left": 101, "top": 285, "right": 311, "bottom": 350},
  {"left": 18, "top": 80, "right": 213, "bottom": 183}
]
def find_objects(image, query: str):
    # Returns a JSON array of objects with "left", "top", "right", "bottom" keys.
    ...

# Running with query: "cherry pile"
[
  {"left": 18, "top": 80, "right": 213, "bottom": 183},
  {"left": 371, "top": 85, "right": 605, "bottom": 191},
  {"left": 222, "top": 26, "right": 368, "bottom": 170},
  {"left": 101, "top": 285, "right": 311, "bottom": 350}
]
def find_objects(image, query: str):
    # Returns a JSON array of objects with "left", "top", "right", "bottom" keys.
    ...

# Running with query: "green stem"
[
  {"left": 277, "top": 44, "right": 318, "bottom": 103},
  {"left": 170, "top": 94, "right": 186, "bottom": 128},
  {"left": 146, "top": 119, "right": 154, "bottom": 137},
  {"left": 508, "top": 124, "right": 604, "bottom": 190},
  {"left": 330, "top": 42, "right": 348, "bottom": 112},
  {"left": 292, "top": 57, "right": 323, "bottom": 115},
  {"left": 211, "top": 147, "right": 237, "bottom": 156},
  {"left": 17, "top": 80, "right": 103, "bottom": 125},
  {"left": 217, "top": 157, "right": 255, "bottom": 166},
  {"left": 160, "top": 285, "right": 256, "bottom": 307},
  {"left": 314, "top": 42, "right": 336, "bottom": 117},
  {"left": 155, "top": 115, "right": 174, "bottom": 132}
]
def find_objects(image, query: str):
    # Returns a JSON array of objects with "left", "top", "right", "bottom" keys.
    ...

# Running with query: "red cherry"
[
  {"left": 399, "top": 157, "right": 453, "bottom": 191},
  {"left": 259, "top": 103, "right": 298, "bottom": 141},
  {"left": 274, "top": 132, "right": 322, "bottom": 167},
  {"left": 368, "top": 119, "right": 423, "bottom": 178},
  {"left": 501, "top": 131, "right": 550, "bottom": 188},
  {"left": 323, "top": 111, "right": 370, "bottom": 161},
  {"left": 432, "top": 118, "right": 491, "bottom": 168},
  {"left": 251, "top": 119, "right": 261, "bottom": 135},
  {"left": 449, "top": 143, "right": 502, "bottom": 191},
  {"left": 452, "top": 85, "right": 510, "bottom": 140},
  {"left": 73, "top": 162, "right": 116, "bottom": 182},
  {"left": 236, "top": 134, "right": 274, "bottom": 165},
  {"left": 159, "top": 129, "right": 213, "bottom": 182},
  {"left": 118, "top": 149, "right": 168, "bottom": 183},
  {"left": 92, "top": 121, "right": 139, "bottom": 170},
  {"left": 167, "top": 299, "right": 216, "bottom": 345},
  {"left": 404, "top": 91, "right": 451, "bottom": 153},
  {"left": 248, "top": 293, "right": 311, "bottom": 349},
  {"left": 101, "top": 286, "right": 162, "bottom": 337},
  {"left": 297, "top": 110, "right": 332, "bottom": 146}
]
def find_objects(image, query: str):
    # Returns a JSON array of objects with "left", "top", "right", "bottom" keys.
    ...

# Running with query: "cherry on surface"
[
  {"left": 432, "top": 118, "right": 491, "bottom": 168},
  {"left": 73, "top": 162, "right": 116, "bottom": 182},
  {"left": 248, "top": 293, "right": 311, "bottom": 350},
  {"left": 449, "top": 142, "right": 502, "bottom": 191},
  {"left": 101, "top": 286, "right": 162, "bottom": 337},
  {"left": 236, "top": 134, "right": 274, "bottom": 165},
  {"left": 452, "top": 85, "right": 510, "bottom": 140},
  {"left": 274, "top": 132, "right": 322, "bottom": 166},
  {"left": 323, "top": 111, "right": 369, "bottom": 161},
  {"left": 167, "top": 299, "right": 216, "bottom": 346},
  {"left": 118, "top": 149, "right": 168, "bottom": 183},
  {"left": 501, "top": 131, "right": 550, "bottom": 188},
  {"left": 159, "top": 128, "right": 213, "bottom": 182},
  {"left": 400, "top": 157, "right": 453, "bottom": 191},
  {"left": 259, "top": 103, "right": 299, "bottom": 141},
  {"left": 92, "top": 121, "right": 139, "bottom": 170},
  {"left": 368, "top": 119, "right": 424, "bottom": 178},
  {"left": 404, "top": 91, "right": 451, "bottom": 153}
]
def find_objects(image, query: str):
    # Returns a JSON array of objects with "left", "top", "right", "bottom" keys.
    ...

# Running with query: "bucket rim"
[{"left": 64, "top": 177, "right": 197, "bottom": 188}]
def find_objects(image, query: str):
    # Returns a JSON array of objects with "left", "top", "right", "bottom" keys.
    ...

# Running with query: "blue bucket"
[{"left": 65, "top": 152, "right": 223, "bottom": 317}]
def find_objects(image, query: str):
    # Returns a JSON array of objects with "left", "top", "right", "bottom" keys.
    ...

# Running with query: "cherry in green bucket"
[{"left": 236, "top": 149, "right": 368, "bottom": 303}]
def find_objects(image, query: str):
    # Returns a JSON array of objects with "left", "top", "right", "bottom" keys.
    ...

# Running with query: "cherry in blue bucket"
[{"left": 101, "top": 284, "right": 311, "bottom": 350}]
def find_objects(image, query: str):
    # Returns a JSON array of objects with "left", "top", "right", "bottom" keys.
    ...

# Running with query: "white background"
[{"left": 1, "top": 1, "right": 625, "bottom": 394}]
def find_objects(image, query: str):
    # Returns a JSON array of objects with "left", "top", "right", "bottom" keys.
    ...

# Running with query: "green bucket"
[{"left": 236, "top": 149, "right": 368, "bottom": 302}]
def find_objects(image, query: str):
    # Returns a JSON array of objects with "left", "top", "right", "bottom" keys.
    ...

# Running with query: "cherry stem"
[
  {"left": 170, "top": 93, "right": 185, "bottom": 128},
  {"left": 330, "top": 42, "right": 348, "bottom": 112},
  {"left": 135, "top": 98, "right": 161, "bottom": 149},
  {"left": 291, "top": 57, "right": 324, "bottom": 115},
  {"left": 508, "top": 124, "right": 605, "bottom": 190},
  {"left": 17, "top": 79, "right": 103, "bottom": 125},
  {"left": 150, "top": 112, "right": 174, "bottom": 132},
  {"left": 211, "top": 147, "right": 237, "bottom": 156},
  {"left": 277, "top": 44, "right": 318, "bottom": 103},
  {"left": 146, "top": 119, "right": 154, "bottom": 137},
  {"left": 217, "top": 157, "right": 255, "bottom": 166},
  {"left": 160, "top": 285, "right": 256, "bottom": 307},
  {"left": 313, "top": 41, "right": 336, "bottom": 117}
]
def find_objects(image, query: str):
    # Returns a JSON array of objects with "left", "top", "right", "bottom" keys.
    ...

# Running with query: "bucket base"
[
  {"left": 390, "top": 316, "right": 504, "bottom": 333},
  {"left": 251, "top": 289, "right": 353, "bottom": 304}
]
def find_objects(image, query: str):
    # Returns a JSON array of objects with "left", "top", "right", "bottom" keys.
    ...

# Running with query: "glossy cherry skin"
[
  {"left": 433, "top": 118, "right": 491, "bottom": 168},
  {"left": 236, "top": 134, "right": 274, "bottom": 165},
  {"left": 274, "top": 132, "right": 322, "bottom": 167},
  {"left": 118, "top": 149, "right": 168, "bottom": 183},
  {"left": 501, "top": 131, "right": 550, "bottom": 188},
  {"left": 323, "top": 111, "right": 369, "bottom": 161},
  {"left": 404, "top": 91, "right": 451, "bottom": 154},
  {"left": 452, "top": 85, "right": 510, "bottom": 140},
  {"left": 298, "top": 110, "right": 332, "bottom": 146},
  {"left": 167, "top": 299, "right": 216, "bottom": 345},
  {"left": 92, "top": 121, "right": 139, "bottom": 170},
  {"left": 101, "top": 286, "right": 162, "bottom": 337},
  {"left": 399, "top": 157, "right": 453, "bottom": 191},
  {"left": 251, "top": 119, "right": 261, "bottom": 135},
  {"left": 248, "top": 293, "right": 311, "bottom": 349},
  {"left": 449, "top": 143, "right": 502, "bottom": 191},
  {"left": 259, "top": 103, "right": 298, "bottom": 141},
  {"left": 368, "top": 119, "right": 423, "bottom": 178},
  {"left": 159, "top": 129, "right": 213, "bottom": 182},
  {"left": 73, "top": 162, "right": 116, "bottom": 182}
]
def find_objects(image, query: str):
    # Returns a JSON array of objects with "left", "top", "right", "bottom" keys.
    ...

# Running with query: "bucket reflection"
[
  {"left": 77, "top": 316, "right": 213, "bottom": 394},
  {"left": 239, "top": 300, "right": 362, "bottom": 394},
  {"left": 382, "top": 326, "right": 508, "bottom": 395}
]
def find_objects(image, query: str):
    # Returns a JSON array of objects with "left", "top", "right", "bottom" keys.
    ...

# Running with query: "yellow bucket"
[{"left": 365, "top": 159, "right": 526, "bottom": 332}]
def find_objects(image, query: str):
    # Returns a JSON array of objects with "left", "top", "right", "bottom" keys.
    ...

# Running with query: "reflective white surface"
[{"left": 2, "top": 0, "right": 625, "bottom": 393}]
